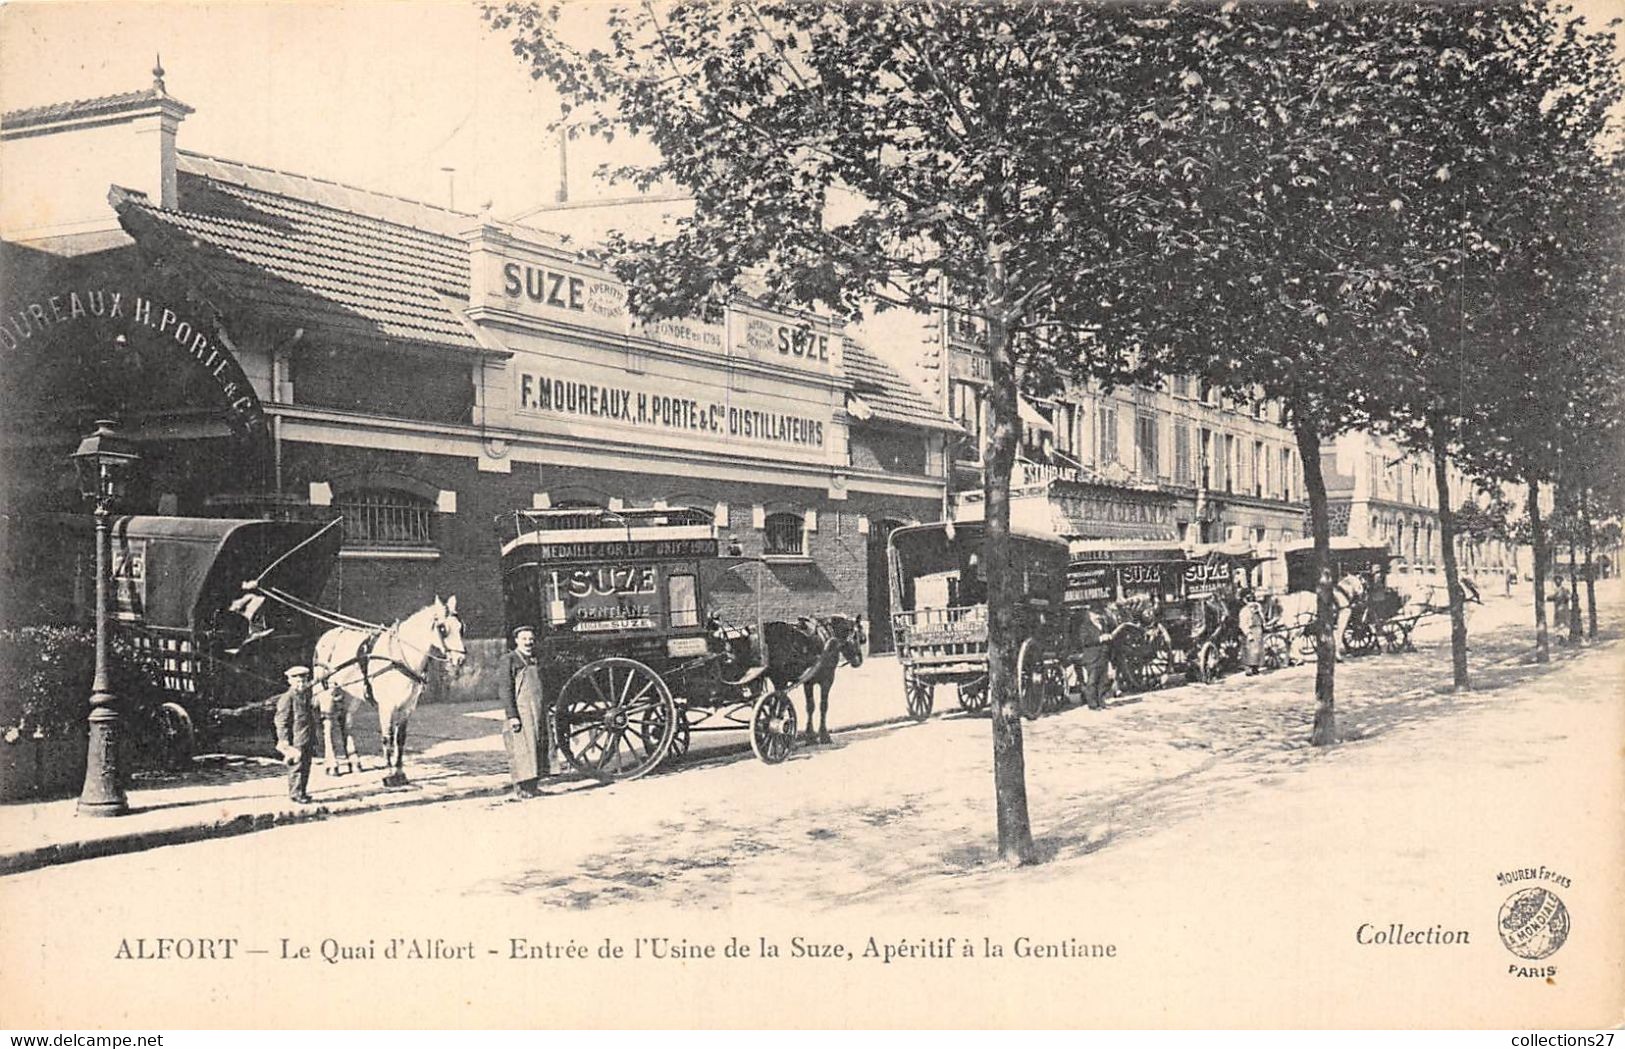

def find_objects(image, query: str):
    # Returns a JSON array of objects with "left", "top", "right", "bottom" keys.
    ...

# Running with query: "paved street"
[{"left": 2, "top": 585, "right": 1620, "bottom": 1028}]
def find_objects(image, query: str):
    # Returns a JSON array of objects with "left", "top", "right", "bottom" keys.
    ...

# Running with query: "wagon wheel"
[
  {"left": 156, "top": 702, "right": 196, "bottom": 771},
  {"left": 1291, "top": 616, "right": 1321, "bottom": 662},
  {"left": 954, "top": 675, "right": 988, "bottom": 714},
  {"left": 1381, "top": 620, "right": 1412, "bottom": 654},
  {"left": 904, "top": 669, "right": 935, "bottom": 721},
  {"left": 1042, "top": 662, "right": 1069, "bottom": 713},
  {"left": 750, "top": 689, "right": 797, "bottom": 764},
  {"left": 1017, "top": 639, "right": 1048, "bottom": 720},
  {"left": 1262, "top": 632, "right": 1290, "bottom": 671},
  {"left": 1342, "top": 620, "right": 1377, "bottom": 657},
  {"left": 1197, "top": 641, "right": 1222, "bottom": 685},
  {"left": 641, "top": 705, "right": 692, "bottom": 764},
  {"left": 556, "top": 658, "right": 675, "bottom": 783},
  {"left": 1140, "top": 636, "right": 1174, "bottom": 689}
]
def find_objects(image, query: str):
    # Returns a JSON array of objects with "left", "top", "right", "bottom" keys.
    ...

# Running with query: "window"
[
  {"left": 1200, "top": 428, "right": 1214, "bottom": 489},
  {"left": 1224, "top": 434, "right": 1237, "bottom": 493},
  {"left": 1197, "top": 379, "right": 1217, "bottom": 406},
  {"left": 1055, "top": 402, "right": 1080, "bottom": 458},
  {"left": 1098, "top": 402, "right": 1120, "bottom": 465},
  {"left": 1174, "top": 423, "right": 1192, "bottom": 484},
  {"left": 336, "top": 489, "right": 435, "bottom": 549},
  {"left": 1135, "top": 413, "right": 1159, "bottom": 478},
  {"left": 667, "top": 574, "right": 699, "bottom": 628},
  {"left": 1171, "top": 375, "right": 1193, "bottom": 399},
  {"left": 950, "top": 380, "right": 984, "bottom": 460},
  {"left": 1253, "top": 441, "right": 1266, "bottom": 498},
  {"left": 764, "top": 512, "right": 806, "bottom": 557},
  {"left": 1281, "top": 447, "right": 1294, "bottom": 501}
]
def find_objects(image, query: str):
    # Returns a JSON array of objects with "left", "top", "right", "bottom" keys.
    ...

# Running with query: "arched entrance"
[{"left": 866, "top": 517, "right": 907, "bottom": 654}]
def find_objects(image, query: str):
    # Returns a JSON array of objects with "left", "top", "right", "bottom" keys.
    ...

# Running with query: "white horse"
[
  {"left": 1271, "top": 573, "right": 1367, "bottom": 661},
  {"left": 311, "top": 596, "right": 467, "bottom": 787}
]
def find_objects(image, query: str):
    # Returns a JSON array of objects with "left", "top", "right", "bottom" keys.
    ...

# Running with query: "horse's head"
[
  {"left": 429, "top": 595, "right": 468, "bottom": 670},
  {"left": 826, "top": 613, "right": 866, "bottom": 668}
]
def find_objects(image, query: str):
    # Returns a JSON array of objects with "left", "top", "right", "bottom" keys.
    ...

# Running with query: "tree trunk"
[
  {"left": 982, "top": 246, "right": 1036, "bottom": 866},
  {"left": 1294, "top": 416, "right": 1337, "bottom": 746},
  {"left": 1527, "top": 478, "right": 1549, "bottom": 663},
  {"left": 1565, "top": 496, "right": 1583, "bottom": 644},
  {"left": 1581, "top": 485, "right": 1598, "bottom": 640},
  {"left": 1431, "top": 431, "right": 1469, "bottom": 690}
]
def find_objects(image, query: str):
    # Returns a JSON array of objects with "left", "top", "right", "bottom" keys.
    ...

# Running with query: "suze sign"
[
  {"left": 546, "top": 564, "right": 660, "bottom": 633},
  {"left": 502, "top": 262, "right": 588, "bottom": 312}
]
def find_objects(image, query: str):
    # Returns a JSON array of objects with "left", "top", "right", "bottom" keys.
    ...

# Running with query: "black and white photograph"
[{"left": 1, "top": 0, "right": 1622, "bottom": 1031}]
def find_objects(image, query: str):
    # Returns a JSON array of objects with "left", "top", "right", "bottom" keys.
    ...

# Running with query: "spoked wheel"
[
  {"left": 556, "top": 658, "right": 676, "bottom": 783},
  {"left": 1041, "top": 663, "right": 1068, "bottom": 713},
  {"left": 750, "top": 689, "right": 797, "bottom": 764},
  {"left": 1262, "top": 632, "right": 1290, "bottom": 671},
  {"left": 1018, "top": 638, "right": 1047, "bottom": 721},
  {"left": 956, "top": 675, "right": 989, "bottom": 714},
  {"left": 1342, "top": 621, "right": 1378, "bottom": 657},
  {"left": 905, "top": 670, "right": 935, "bottom": 721},
  {"left": 1291, "top": 618, "right": 1321, "bottom": 662},
  {"left": 1381, "top": 620, "right": 1412, "bottom": 654},
  {"left": 1140, "top": 638, "right": 1174, "bottom": 688},
  {"left": 1197, "top": 642, "right": 1222, "bottom": 684},
  {"left": 642, "top": 705, "right": 692, "bottom": 765}
]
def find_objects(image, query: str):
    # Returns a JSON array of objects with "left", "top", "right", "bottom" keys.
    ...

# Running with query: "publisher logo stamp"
[{"left": 1497, "top": 886, "right": 1570, "bottom": 960}]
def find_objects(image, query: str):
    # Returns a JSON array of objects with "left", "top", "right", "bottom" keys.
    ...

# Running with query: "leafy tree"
[{"left": 486, "top": 0, "right": 1229, "bottom": 862}]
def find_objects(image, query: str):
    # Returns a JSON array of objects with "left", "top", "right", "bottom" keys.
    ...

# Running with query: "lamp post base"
[{"left": 77, "top": 705, "right": 128, "bottom": 817}]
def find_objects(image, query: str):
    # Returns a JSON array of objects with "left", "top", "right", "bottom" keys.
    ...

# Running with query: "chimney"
[
  {"left": 556, "top": 127, "right": 569, "bottom": 204},
  {"left": 0, "top": 57, "right": 193, "bottom": 254}
]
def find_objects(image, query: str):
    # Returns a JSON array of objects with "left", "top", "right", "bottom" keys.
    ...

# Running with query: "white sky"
[
  {"left": 0, "top": 1, "right": 614, "bottom": 219},
  {"left": 3, "top": 0, "right": 1621, "bottom": 223}
]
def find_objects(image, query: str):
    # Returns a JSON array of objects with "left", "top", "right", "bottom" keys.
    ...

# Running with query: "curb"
[{"left": 0, "top": 777, "right": 513, "bottom": 878}]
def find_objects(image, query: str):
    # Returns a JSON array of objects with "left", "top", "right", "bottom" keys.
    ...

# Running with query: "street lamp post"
[{"left": 72, "top": 419, "right": 141, "bottom": 818}]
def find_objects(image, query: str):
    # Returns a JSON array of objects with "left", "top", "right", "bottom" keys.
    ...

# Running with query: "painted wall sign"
[
  {"left": 950, "top": 347, "right": 990, "bottom": 383},
  {"left": 0, "top": 285, "right": 268, "bottom": 440},
  {"left": 482, "top": 251, "right": 840, "bottom": 374},
  {"left": 1052, "top": 492, "right": 1173, "bottom": 527},
  {"left": 515, "top": 371, "right": 827, "bottom": 449}
]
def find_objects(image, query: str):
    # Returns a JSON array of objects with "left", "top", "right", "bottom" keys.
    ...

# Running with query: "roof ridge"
[{"left": 177, "top": 150, "right": 477, "bottom": 234}]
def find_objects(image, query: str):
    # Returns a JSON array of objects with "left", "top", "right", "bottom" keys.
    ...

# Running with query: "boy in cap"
[
  {"left": 498, "top": 625, "right": 547, "bottom": 800},
  {"left": 274, "top": 665, "right": 319, "bottom": 804}
]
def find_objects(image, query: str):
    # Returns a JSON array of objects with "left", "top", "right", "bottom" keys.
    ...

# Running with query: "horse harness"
[{"left": 318, "top": 628, "right": 426, "bottom": 708}]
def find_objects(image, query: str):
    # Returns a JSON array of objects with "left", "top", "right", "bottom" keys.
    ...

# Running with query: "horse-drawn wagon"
[
  {"left": 887, "top": 520, "right": 1070, "bottom": 721},
  {"left": 496, "top": 506, "right": 809, "bottom": 781},
  {"left": 1063, "top": 540, "right": 1194, "bottom": 693},
  {"left": 1280, "top": 537, "right": 1409, "bottom": 657},
  {"left": 102, "top": 515, "right": 343, "bottom": 761}
]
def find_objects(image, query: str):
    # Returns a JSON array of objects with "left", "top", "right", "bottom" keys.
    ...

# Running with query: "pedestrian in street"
[
  {"left": 499, "top": 625, "right": 547, "bottom": 800},
  {"left": 1074, "top": 605, "right": 1111, "bottom": 710},
  {"left": 273, "top": 665, "right": 319, "bottom": 805},
  {"left": 1552, "top": 576, "right": 1572, "bottom": 643},
  {"left": 1238, "top": 589, "right": 1266, "bottom": 675}
]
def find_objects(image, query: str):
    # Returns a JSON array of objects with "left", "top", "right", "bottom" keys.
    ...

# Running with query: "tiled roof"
[
  {"left": 2, "top": 89, "right": 192, "bottom": 131},
  {"left": 112, "top": 158, "right": 479, "bottom": 351},
  {"left": 844, "top": 339, "right": 960, "bottom": 431}
]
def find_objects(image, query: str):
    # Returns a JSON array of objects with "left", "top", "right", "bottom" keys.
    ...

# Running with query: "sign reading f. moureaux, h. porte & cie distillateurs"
[{"left": 466, "top": 225, "right": 842, "bottom": 458}]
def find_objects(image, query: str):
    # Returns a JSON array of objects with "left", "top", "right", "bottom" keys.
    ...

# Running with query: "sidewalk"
[
  {"left": 0, "top": 590, "right": 1580, "bottom": 878},
  {"left": 0, "top": 653, "right": 911, "bottom": 876}
]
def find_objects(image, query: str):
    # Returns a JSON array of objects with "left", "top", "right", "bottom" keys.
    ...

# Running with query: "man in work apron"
[{"left": 500, "top": 625, "right": 547, "bottom": 800}]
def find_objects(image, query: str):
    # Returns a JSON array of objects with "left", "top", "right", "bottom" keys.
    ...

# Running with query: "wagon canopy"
[
  {"left": 108, "top": 515, "right": 342, "bottom": 631},
  {"left": 1281, "top": 537, "right": 1395, "bottom": 594}
]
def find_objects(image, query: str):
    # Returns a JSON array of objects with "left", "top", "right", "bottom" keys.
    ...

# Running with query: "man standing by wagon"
[
  {"left": 274, "top": 666, "right": 319, "bottom": 805},
  {"left": 500, "top": 625, "right": 547, "bottom": 800},
  {"left": 1238, "top": 589, "right": 1266, "bottom": 675},
  {"left": 1074, "top": 605, "right": 1111, "bottom": 710}
]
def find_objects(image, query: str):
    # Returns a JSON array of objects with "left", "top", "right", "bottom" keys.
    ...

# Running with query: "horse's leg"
[
  {"left": 379, "top": 705, "right": 397, "bottom": 784},
  {"left": 339, "top": 704, "right": 358, "bottom": 773},
  {"left": 321, "top": 714, "right": 338, "bottom": 777},
  {"left": 817, "top": 678, "right": 832, "bottom": 744},
  {"left": 802, "top": 682, "right": 817, "bottom": 745},
  {"left": 392, "top": 719, "right": 409, "bottom": 785}
]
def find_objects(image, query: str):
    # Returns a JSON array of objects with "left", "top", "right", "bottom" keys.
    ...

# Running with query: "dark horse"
[{"left": 762, "top": 615, "right": 867, "bottom": 745}]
